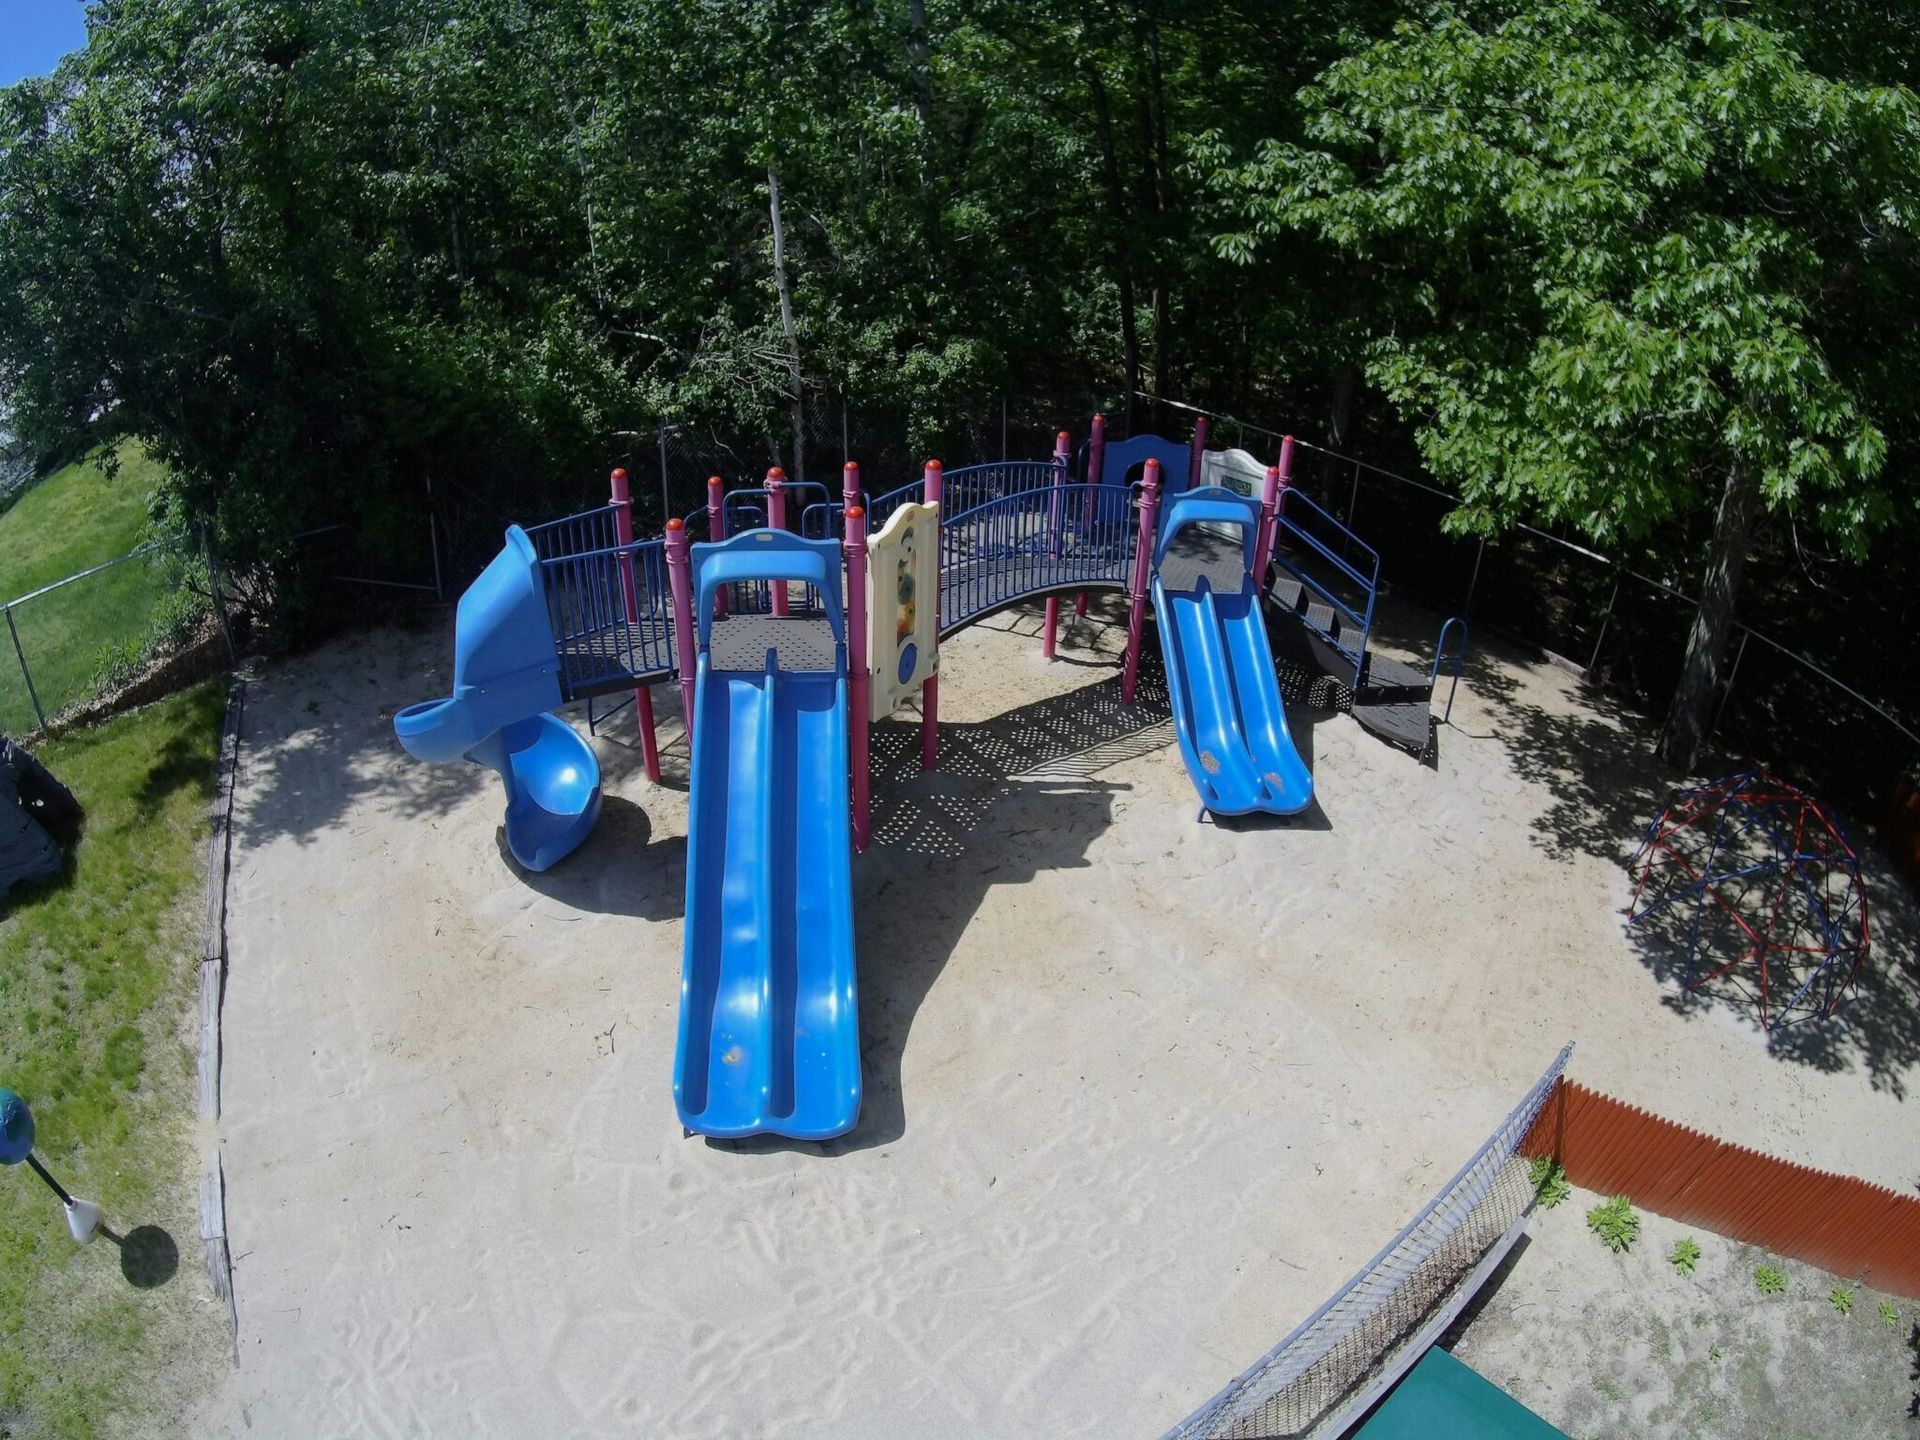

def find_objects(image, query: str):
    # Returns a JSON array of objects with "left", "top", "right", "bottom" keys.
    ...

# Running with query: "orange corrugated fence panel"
[{"left": 1518, "top": 1079, "right": 1920, "bottom": 1298}]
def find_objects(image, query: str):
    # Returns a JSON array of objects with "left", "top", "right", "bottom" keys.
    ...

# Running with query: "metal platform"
[
  {"left": 1351, "top": 695, "right": 1432, "bottom": 755},
  {"left": 1158, "top": 525, "right": 1247, "bottom": 595},
  {"left": 555, "top": 613, "right": 675, "bottom": 700},
  {"left": 709, "top": 614, "right": 840, "bottom": 672}
]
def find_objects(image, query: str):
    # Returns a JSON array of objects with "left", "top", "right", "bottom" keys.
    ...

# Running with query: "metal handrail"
[{"left": 1431, "top": 617, "right": 1470, "bottom": 725}]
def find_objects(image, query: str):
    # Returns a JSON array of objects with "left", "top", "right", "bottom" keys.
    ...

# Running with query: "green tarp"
[{"left": 1353, "top": 1347, "right": 1570, "bottom": 1440}]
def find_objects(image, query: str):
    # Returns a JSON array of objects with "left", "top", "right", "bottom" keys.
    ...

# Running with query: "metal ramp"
[{"left": 1262, "top": 502, "right": 1466, "bottom": 755}]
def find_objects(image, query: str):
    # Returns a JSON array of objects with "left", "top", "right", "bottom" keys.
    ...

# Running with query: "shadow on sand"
[
  {"left": 1366, "top": 590, "right": 1920, "bottom": 1101},
  {"left": 493, "top": 794, "right": 687, "bottom": 922}
]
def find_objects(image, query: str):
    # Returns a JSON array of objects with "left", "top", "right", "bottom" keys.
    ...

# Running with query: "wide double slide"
[
  {"left": 674, "top": 532, "right": 861, "bottom": 1140},
  {"left": 1152, "top": 487, "right": 1314, "bottom": 817}
]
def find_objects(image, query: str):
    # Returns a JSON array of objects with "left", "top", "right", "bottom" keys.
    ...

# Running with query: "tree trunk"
[
  {"left": 1086, "top": 64, "right": 1141, "bottom": 428},
  {"left": 766, "top": 165, "right": 806, "bottom": 485},
  {"left": 1139, "top": 2, "right": 1174, "bottom": 397},
  {"left": 907, "top": 0, "right": 940, "bottom": 267},
  {"left": 1661, "top": 461, "right": 1760, "bottom": 770}
]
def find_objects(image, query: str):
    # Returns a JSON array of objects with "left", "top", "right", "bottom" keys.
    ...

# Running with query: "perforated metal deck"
[
  {"left": 1159, "top": 525, "right": 1249, "bottom": 595},
  {"left": 709, "top": 615, "right": 840, "bottom": 672},
  {"left": 555, "top": 614, "right": 676, "bottom": 700}
]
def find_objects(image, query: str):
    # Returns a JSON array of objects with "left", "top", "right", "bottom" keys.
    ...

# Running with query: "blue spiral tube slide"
[{"left": 392, "top": 527, "right": 602, "bottom": 871}]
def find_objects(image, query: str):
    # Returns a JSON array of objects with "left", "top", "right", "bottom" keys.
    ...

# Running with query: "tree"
[
  {"left": 0, "top": 0, "right": 1376, "bottom": 600},
  {"left": 1206, "top": 2, "right": 1920, "bottom": 766}
]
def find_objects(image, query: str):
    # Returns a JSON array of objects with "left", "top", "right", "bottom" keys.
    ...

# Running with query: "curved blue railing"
[
  {"left": 536, "top": 537, "right": 677, "bottom": 698},
  {"left": 522, "top": 456, "right": 1143, "bottom": 694},
  {"left": 940, "top": 480, "right": 1135, "bottom": 635},
  {"left": 524, "top": 503, "right": 623, "bottom": 562}
]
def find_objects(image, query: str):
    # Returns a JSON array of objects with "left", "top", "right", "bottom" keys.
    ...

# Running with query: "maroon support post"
[
  {"left": 665, "top": 518, "right": 698, "bottom": 743},
  {"left": 609, "top": 467, "right": 661, "bottom": 783},
  {"left": 1122, "top": 457, "right": 1164, "bottom": 705},
  {"left": 1043, "top": 430, "right": 1069, "bottom": 659},
  {"left": 706, "top": 474, "right": 728, "bottom": 618},
  {"left": 1187, "top": 413, "right": 1209, "bottom": 494},
  {"left": 920, "top": 459, "right": 943, "bottom": 773},
  {"left": 1252, "top": 435, "right": 1293, "bottom": 592},
  {"left": 842, "top": 461, "right": 871, "bottom": 852},
  {"left": 765, "top": 466, "right": 790, "bottom": 616}
]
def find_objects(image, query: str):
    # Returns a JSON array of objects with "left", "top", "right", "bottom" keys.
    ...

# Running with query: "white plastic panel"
[
  {"left": 1199, "top": 446, "right": 1270, "bottom": 497},
  {"left": 866, "top": 501, "right": 941, "bottom": 721}
]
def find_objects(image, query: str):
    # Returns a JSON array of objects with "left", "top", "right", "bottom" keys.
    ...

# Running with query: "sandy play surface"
[{"left": 201, "top": 597, "right": 1920, "bottom": 1438}]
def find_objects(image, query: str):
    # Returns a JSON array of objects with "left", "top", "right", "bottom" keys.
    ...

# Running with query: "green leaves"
[
  {"left": 1201, "top": 0, "right": 1920, "bottom": 557},
  {"left": 1586, "top": 1194, "right": 1641, "bottom": 1253}
]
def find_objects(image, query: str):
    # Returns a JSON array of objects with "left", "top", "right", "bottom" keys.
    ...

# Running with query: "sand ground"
[
  {"left": 199, "top": 596, "right": 1920, "bottom": 1438},
  {"left": 1451, "top": 1185, "right": 1920, "bottom": 1440}
]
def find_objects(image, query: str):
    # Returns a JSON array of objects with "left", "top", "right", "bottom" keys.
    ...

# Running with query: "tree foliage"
[
  {"left": 3, "top": 1, "right": 1918, "bottom": 766},
  {"left": 1208, "top": 1, "right": 1920, "bottom": 553},
  {"left": 0, "top": 0, "right": 1329, "bottom": 576},
  {"left": 1202, "top": 0, "right": 1920, "bottom": 762}
]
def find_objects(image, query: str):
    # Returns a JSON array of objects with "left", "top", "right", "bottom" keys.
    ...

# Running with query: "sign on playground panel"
[
  {"left": 866, "top": 502, "right": 940, "bottom": 722},
  {"left": 1200, "top": 446, "right": 1268, "bottom": 497}
]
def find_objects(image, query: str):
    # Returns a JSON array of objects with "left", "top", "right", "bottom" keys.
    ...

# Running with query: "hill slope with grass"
[{"left": 0, "top": 445, "right": 185, "bottom": 732}]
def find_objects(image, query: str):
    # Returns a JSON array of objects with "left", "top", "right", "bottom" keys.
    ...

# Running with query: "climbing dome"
[{"left": 1627, "top": 772, "right": 1869, "bottom": 1028}]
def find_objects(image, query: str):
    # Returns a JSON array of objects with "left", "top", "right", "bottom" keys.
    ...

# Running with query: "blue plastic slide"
[
  {"left": 393, "top": 527, "right": 603, "bottom": 871},
  {"left": 1152, "top": 488, "right": 1314, "bottom": 816},
  {"left": 674, "top": 532, "right": 860, "bottom": 1140}
]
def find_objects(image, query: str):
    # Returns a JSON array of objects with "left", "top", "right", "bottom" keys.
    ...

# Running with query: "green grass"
[
  {"left": 0, "top": 443, "right": 180, "bottom": 733},
  {"left": 0, "top": 683, "right": 230, "bottom": 1435}
]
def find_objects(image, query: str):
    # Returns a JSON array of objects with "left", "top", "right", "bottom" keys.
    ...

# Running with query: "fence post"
[
  {"left": 1710, "top": 628, "right": 1751, "bottom": 744},
  {"left": 657, "top": 421, "right": 671, "bottom": 532},
  {"left": 1186, "top": 413, "right": 1209, "bottom": 494},
  {"left": 1122, "top": 458, "right": 1164, "bottom": 705},
  {"left": 764, "top": 467, "right": 790, "bottom": 616},
  {"left": 705, "top": 475, "right": 727, "bottom": 618},
  {"left": 665, "top": 518, "right": 697, "bottom": 742},
  {"left": 1043, "top": 430, "right": 1069, "bottom": 660},
  {"left": 610, "top": 468, "right": 661, "bottom": 784},
  {"left": 198, "top": 523, "right": 238, "bottom": 666},
  {"left": 921, "top": 459, "right": 943, "bottom": 773},
  {"left": 1465, "top": 535, "right": 1487, "bottom": 616},
  {"left": 1347, "top": 458, "right": 1362, "bottom": 529},
  {"left": 1253, "top": 435, "right": 1292, "bottom": 588},
  {"left": 1078, "top": 412, "right": 1106, "bottom": 618},
  {"left": 4, "top": 606, "right": 45, "bottom": 730},
  {"left": 842, "top": 460, "right": 870, "bottom": 853},
  {"left": 1585, "top": 573, "right": 1623, "bottom": 681},
  {"left": 424, "top": 475, "right": 445, "bottom": 602}
]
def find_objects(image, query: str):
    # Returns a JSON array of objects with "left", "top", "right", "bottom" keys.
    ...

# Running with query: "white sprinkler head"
[{"left": 64, "top": 1197, "right": 103, "bottom": 1245}]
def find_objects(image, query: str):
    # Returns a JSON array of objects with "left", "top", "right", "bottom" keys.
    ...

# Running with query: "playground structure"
[
  {"left": 394, "top": 415, "right": 1458, "bottom": 1138},
  {"left": 1626, "top": 771, "right": 1870, "bottom": 1029}
]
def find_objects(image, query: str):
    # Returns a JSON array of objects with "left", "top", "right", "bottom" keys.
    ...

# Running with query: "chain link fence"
[{"left": 0, "top": 530, "right": 234, "bottom": 735}]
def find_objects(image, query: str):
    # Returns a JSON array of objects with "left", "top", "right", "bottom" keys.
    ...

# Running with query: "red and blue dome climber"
[{"left": 1626, "top": 772, "right": 1869, "bottom": 1028}]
